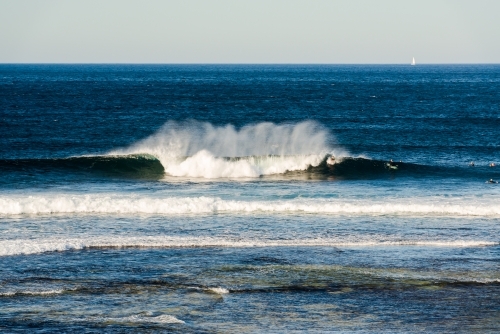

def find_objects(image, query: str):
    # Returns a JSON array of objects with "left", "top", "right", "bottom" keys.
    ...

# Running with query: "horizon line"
[{"left": 1, "top": 62, "right": 499, "bottom": 65}]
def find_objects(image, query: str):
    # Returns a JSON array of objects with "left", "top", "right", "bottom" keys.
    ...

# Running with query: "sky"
[{"left": 0, "top": 0, "right": 499, "bottom": 63}]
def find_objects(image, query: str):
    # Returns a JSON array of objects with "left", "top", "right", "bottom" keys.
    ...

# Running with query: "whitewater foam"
[
  {"left": 109, "top": 121, "right": 345, "bottom": 178},
  {"left": 2, "top": 194, "right": 500, "bottom": 217},
  {"left": 207, "top": 287, "right": 230, "bottom": 294},
  {"left": 0, "top": 236, "right": 496, "bottom": 257},
  {"left": 92, "top": 314, "right": 184, "bottom": 324},
  {"left": 0, "top": 289, "right": 65, "bottom": 297},
  {"left": 164, "top": 150, "right": 326, "bottom": 178}
]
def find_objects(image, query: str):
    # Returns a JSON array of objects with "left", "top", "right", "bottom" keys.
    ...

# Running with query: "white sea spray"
[{"left": 109, "top": 121, "right": 347, "bottom": 178}]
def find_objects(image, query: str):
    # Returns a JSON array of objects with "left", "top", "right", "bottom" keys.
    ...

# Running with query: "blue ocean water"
[{"left": 1, "top": 64, "right": 500, "bottom": 332}]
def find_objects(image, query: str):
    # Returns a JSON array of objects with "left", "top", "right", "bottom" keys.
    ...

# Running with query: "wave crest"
[{"left": 109, "top": 121, "right": 344, "bottom": 178}]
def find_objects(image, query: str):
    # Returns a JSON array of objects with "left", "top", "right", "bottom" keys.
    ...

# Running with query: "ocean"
[{"left": 1, "top": 64, "right": 499, "bottom": 332}]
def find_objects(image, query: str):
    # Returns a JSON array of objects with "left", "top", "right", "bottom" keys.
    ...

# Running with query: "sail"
[{"left": 411, "top": 57, "right": 416, "bottom": 65}]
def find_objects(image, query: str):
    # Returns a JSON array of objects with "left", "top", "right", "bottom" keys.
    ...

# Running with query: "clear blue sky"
[{"left": 1, "top": 0, "right": 499, "bottom": 63}]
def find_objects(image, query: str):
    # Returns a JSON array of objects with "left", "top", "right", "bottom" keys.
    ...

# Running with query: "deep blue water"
[{"left": 1, "top": 65, "right": 499, "bottom": 332}]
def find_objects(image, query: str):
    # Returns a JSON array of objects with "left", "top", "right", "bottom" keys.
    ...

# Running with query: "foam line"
[
  {"left": 0, "top": 290, "right": 65, "bottom": 297},
  {"left": 91, "top": 314, "right": 184, "bottom": 324},
  {"left": 1, "top": 195, "right": 500, "bottom": 217},
  {"left": 1, "top": 236, "right": 496, "bottom": 257}
]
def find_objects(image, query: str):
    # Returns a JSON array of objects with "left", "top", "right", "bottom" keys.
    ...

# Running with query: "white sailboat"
[{"left": 411, "top": 57, "right": 416, "bottom": 66}]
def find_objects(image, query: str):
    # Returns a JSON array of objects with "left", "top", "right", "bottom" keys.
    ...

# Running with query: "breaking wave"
[
  {"left": 0, "top": 154, "right": 476, "bottom": 180},
  {"left": 109, "top": 120, "right": 345, "bottom": 178},
  {"left": 1, "top": 121, "right": 494, "bottom": 179}
]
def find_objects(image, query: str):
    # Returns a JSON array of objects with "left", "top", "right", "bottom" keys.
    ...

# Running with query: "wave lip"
[{"left": 1, "top": 236, "right": 497, "bottom": 257}]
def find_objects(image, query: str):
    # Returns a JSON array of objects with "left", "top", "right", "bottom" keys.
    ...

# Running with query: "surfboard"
[{"left": 386, "top": 163, "right": 398, "bottom": 170}]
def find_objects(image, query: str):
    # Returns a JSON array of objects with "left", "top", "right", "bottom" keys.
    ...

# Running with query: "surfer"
[
  {"left": 487, "top": 179, "right": 498, "bottom": 184},
  {"left": 386, "top": 159, "right": 398, "bottom": 170},
  {"left": 490, "top": 162, "right": 496, "bottom": 167},
  {"left": 469, "top": 161, "right": 475, "bottom": 167}
]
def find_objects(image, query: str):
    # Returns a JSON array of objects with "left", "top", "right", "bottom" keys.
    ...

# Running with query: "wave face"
[
  {"left": 109, "top": 121, "right": 345, "bottom": 178},
  {"left": 0, "top": 154, "right": 164, "bottom": 179},
  {"left": 2, "top": 194, "right": 500, "bottom": 217}
]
